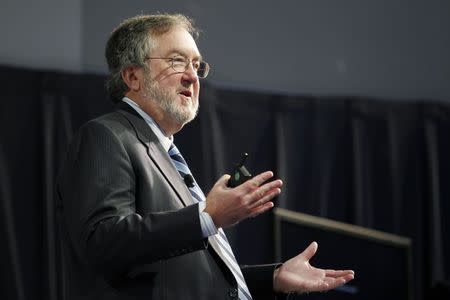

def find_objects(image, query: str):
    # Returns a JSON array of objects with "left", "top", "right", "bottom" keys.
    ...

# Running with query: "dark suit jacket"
[{"left": 56, "top": 103, "right": 280, "bottom": 300}]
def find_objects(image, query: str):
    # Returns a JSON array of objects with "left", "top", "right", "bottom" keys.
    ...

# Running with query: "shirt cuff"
[{"left": 198, "top": 201, "right": 218, "bottom": 238}]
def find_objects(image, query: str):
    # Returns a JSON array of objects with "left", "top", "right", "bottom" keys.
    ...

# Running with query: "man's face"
[{"left": 142, "top": 26, "right": 201, "bottom": 127}]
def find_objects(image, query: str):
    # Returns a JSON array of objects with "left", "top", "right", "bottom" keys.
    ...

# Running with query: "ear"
[{"left": 121, "top": 66, "right": 144, "bottom": 92}]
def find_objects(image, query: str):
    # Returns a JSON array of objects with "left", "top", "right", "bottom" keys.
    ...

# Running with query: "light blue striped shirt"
[{"left": 122, "top": 97, "right": 218, "bottom": 237}]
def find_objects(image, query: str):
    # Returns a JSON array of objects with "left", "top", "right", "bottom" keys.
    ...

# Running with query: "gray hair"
[{"left": 105, "top": 13, "right": 199, "bottom": 103}]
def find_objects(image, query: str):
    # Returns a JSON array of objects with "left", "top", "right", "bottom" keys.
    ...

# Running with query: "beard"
[{"left": 142, "top": 75, "right": 198, "bottom": 126}]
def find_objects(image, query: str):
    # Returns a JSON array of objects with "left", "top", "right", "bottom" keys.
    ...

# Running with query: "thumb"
[
  {"left": 301, "top": 241, "right": 318, "bottom": 261},
  {"left": 214, "top": 174, "right": 231, "bottom": 187}
]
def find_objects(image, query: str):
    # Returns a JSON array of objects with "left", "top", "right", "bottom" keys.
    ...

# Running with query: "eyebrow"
[{"left": 165, "top": 49, "right": 203, "bottom": 61}]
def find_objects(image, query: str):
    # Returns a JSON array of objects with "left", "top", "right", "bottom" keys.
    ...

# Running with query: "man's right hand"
[{"left": 204, "top": 171, "right": 283, "bottom": 228}]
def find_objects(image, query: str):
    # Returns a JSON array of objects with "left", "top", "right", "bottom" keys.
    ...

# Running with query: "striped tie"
[{"left": 168, "top": 144, "right": 253, "bottom": 300}]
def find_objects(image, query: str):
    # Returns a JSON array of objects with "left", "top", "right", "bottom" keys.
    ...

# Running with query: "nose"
[{"left": 182, "top": 62, "right": 199, "bottom": 84}]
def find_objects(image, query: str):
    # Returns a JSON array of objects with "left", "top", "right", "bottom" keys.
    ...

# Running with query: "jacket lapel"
[{"left": 116, "top": 102, "right": 195, "bottom": 207}]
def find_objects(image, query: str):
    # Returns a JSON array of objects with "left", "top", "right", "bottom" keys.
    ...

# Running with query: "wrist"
[
  {"left": 203, "top": 203, "right": 218, "bottom": 227},
  {"left": 273, "top": 264, "right": 282, "bottom": 292}
]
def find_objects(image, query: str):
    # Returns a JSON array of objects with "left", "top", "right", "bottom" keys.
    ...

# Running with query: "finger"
[
  {"left": 340, "top": 273, "right": 355, "bottom": 282},
  {"left": 241, "top": 171, "right": 274, "bottom": 191},
  {"left": 300, "top": 241, "right": 318, "bottom": 261},
  {"left": 248, "top": 187, "right": 281, "bottom": 209},
  {"left": 248, "top": 201, "right": 274, "bottom": 218},
  {"left": 252, "top": 180, "right": 283, "bottom": 198},
  {"left": 327, "top": 274, "right": 355, "bottom": 282},
  {"left": 325, "top": 269, "right": 355, "bottom": 278}
]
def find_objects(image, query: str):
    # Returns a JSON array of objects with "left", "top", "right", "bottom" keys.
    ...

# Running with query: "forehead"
[{"left": 152, "top": 26, "right": 201, "bottom": 58}]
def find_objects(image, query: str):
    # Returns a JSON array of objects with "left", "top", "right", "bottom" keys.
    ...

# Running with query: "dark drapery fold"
[
  {"left": 0, "top": 65, "right": 449, "bottom": 300},
  {"left": 275, "top": 97, "right": 353, "bottom": 220},
  {"left": 1, "top": 66, "right": 45, "bottom": 300},
  {"left": 0, "top": 145, "right": 26, "bottom": 300},
  {"left": 423, "top": 104, "right": 450, "bottom": 288},
  {"left": 38, "top": 71, "right": 114, "bottom": 300}
]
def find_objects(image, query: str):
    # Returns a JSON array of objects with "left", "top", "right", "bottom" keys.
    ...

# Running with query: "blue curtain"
[{"left": 0, "top": 65, "right": 449, "bottom": 300}]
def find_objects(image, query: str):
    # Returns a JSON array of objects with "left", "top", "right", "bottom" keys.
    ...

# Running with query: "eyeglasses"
[{"left": 146, "top": 56, "right": 210, "bottom": 78}]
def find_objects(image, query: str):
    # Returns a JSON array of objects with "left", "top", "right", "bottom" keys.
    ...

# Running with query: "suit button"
[{"left": 228, "top": 288, "right": 238, "bottom": 298}]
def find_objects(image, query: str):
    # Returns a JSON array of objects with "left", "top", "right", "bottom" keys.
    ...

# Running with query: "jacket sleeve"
[
  {"left": 57, "top": 120, "right": 207, "bottom": 278},
  {"left": 242, "top": 264, "right": 293, "bottom": 300}
]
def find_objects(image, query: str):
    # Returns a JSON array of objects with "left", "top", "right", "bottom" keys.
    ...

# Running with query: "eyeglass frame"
[{"left": 145, "top": 56, "right": 210, "bottom": 78}]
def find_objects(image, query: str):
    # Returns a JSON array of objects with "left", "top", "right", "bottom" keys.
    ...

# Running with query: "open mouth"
[{"left": 179, "top": 90, "right": 192, "bottom": 98}]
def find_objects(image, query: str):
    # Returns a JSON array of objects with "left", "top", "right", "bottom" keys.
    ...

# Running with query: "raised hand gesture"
[{"left": 274, "top": 242, "right": 355, "bottom": 294}]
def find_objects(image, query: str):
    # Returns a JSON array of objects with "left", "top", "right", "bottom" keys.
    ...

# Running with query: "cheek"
[
  {"left": 159, "top": 83, "right": 176, "bottom": 96},
  {"left": 158, "top": 76, "right": 178, "bottom": 89}
]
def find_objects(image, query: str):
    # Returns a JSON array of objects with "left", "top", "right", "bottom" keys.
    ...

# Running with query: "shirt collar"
[{"left": 122, "top": 97, "right": 173, "bottom": 152}]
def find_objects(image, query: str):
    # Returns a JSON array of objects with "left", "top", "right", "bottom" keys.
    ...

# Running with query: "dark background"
[
  {"left": 2, "top": 2, "right": 450, "bottom": 299},
  {"left": 1, "top": 65, "right": 449, "bottom": 299}
]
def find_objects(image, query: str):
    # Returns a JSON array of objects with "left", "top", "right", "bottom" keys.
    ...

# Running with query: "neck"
[{"left": 124, "top": 93, "right": 183, "bottom": 136}]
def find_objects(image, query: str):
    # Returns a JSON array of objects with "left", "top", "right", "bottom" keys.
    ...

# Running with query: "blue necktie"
[{"left": 169, "top": 144, "right": 253, "bottom": 300}]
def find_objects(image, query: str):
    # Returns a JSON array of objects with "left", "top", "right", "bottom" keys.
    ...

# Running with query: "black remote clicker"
[{"left": 227, "top": 153, "right": 253, "bottom": 188}]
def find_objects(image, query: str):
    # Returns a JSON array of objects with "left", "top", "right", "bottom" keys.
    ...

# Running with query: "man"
[{"left": 57, "top": 13, "right": 354, "bottom": 300}]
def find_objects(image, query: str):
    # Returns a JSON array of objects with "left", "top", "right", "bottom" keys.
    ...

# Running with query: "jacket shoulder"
[
  {"left": 76, "top": 111, "right": 137, "bottom": 139},
  {"left": 87, "top": 111, "right": 130, "bottom": 128}
]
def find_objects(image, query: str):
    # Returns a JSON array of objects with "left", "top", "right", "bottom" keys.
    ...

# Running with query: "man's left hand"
[{"left": 273, "top": 241, "right": 355, "bottom": 294}]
